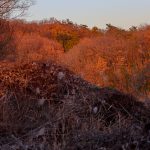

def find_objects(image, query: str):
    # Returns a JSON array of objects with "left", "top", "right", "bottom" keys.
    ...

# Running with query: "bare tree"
[
  {"left": 0, "top": 0, "right": 34, "bottom": 58},
  {"left": 0, "top": 0, "right": 34, "bottom": 18}
]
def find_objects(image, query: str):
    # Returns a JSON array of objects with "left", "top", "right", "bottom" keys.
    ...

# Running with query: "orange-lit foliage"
[
  {"left": 61, "top": 26, "right": 150, "bottom": 98},
  {"left": 14, "top": 32, "right": 63, "bottom": 62},
  {"left": 0, "top": 19, "right": 149, "bottom": 98},
  {"left": 10, "top": 19, "right": 101, "bottom": 51},
  {"left": 0, "top": 19, "right": 13, "bottom": 57}
]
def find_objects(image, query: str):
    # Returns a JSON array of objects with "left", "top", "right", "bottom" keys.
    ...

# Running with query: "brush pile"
[{"left": 0, "top": 61, "right": 149, "bottom": 150}]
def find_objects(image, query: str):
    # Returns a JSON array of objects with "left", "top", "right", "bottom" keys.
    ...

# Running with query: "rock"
[
  {"left": 36, "top": 127, "right": 45, "bottom": 137},
  {"left": 38, "top": 97, "right": 46, "bottom": 106},
  {"left": 93, "top": 106, "right": 98, "bottom": 114},
  {"left": 57, "top": 72, "right": 65, "bottom": 80},
  {"left": 36, "top": 87, "right": 40, "bottom": 94}
]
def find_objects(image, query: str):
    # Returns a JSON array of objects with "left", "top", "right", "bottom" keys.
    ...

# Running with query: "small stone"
[
  {"left": 101, "top": 100, "right": 106, "bottom": 104},
  {"left": 38, "top": 97, "right": 46, "bottom": 106},
  {"left": 36, "top": 87, "right": 40, "bottom": 94},
  {"left": 57, "top": 72, "right": 65, "bottom": 80},
  {"left": 46, "top": 63, "right": 50, "bottom": 67},
  {"left": 93, "top": 106, "right": 98, "bottom": 114},
  {"left": 32, "top": 62, "right": 37, "bottom": 66},
  {"left": 36, "top": 127, "right": 45, "bottom": 137}
]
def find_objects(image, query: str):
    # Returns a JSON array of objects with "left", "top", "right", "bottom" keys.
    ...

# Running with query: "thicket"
[{"left": 0, "top": 18, "right": 149, "bottom": 99}]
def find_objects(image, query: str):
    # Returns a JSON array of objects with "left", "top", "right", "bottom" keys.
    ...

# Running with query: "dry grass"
[{"left": 0, "top": 61, "right": 149, "bottom": 150}]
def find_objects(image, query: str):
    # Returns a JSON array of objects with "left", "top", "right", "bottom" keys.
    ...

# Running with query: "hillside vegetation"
[
  {"left": 0, "top": 19, "right": 149, "bottom": 99},
  {"left": 0, "top": 18, "right": 150, "bottom": 149},
  {"left": 0, "top": 62, "right": 149, "bottom": 149}
]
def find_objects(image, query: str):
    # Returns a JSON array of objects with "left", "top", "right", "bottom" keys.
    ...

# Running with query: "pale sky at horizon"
[{"left": 25, "top": 0, "right": 150, "bottom": 29}]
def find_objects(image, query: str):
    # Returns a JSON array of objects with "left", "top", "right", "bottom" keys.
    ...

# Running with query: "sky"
[{"left": 25, "top": 0, "right": 150, "bottom": 29}]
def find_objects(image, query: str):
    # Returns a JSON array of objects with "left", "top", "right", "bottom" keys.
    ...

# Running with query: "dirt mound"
[{"left": 0, "top": 61, "right": 149, "bottom": 150}]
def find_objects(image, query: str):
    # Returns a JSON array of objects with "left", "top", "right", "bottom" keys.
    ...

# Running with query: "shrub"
[
  {"left": 0, "top": 19, "right": 13, "bottom": 58},
  {"left": 14, "top": 33, "right": 64, "bottom": 62}
]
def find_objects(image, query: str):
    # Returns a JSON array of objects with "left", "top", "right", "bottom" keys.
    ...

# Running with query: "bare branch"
[{"left": 0, "top": 0, "right": 34, "bottom": 19}]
